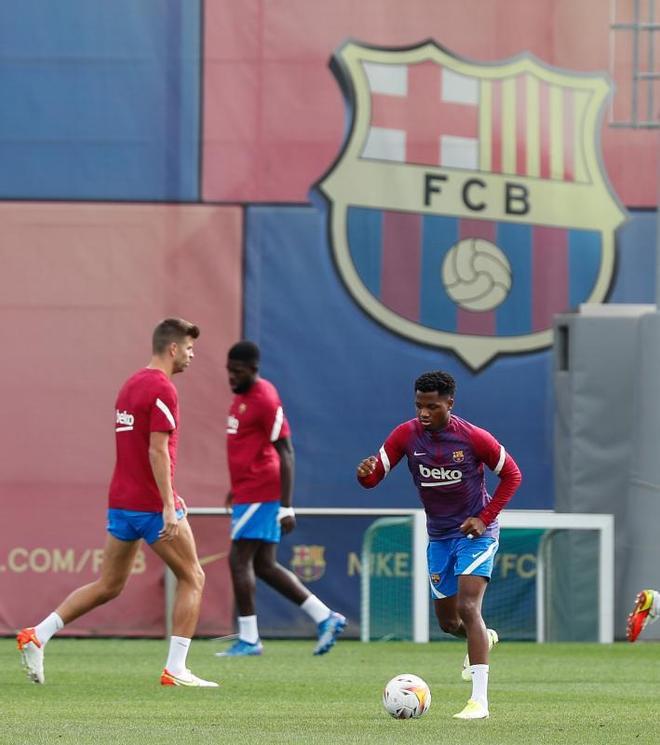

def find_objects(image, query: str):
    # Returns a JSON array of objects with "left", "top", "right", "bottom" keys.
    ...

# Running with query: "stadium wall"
[{"left": 0, "top": 1, "right": 657, "bottom": 636}]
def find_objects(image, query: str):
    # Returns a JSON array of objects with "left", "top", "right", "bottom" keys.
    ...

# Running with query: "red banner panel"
[
  {"left": 0, "top": 203, "right": 242, "bottom": 636},
  {"left": 203, "top": 0, "right": 656, "bottom": 206}
]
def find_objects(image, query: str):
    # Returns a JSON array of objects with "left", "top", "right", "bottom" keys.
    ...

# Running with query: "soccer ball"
[{"left": 382, "top": 673, "right": 431, "bottom": 719}]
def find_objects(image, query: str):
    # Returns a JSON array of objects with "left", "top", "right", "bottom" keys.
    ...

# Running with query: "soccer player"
[
  {"left": 217, "top": 341, "right": 346, "bottom": 657},
  {"left": 627, "top": 589, "right": 660, "bottom": 641},
  {"left": 17, "top": 318, "right": 218, "bottom": 687},
  {"left": 356, "top": 370, "right": 521, "bottom": 720}
]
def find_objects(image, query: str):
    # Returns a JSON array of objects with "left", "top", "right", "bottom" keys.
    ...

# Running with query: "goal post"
[
  {"left": 357, "top": 509, "right": 614, "bottom": 644},
  {"left": 502, "top": 510, "right": 614, "bottom": 643},
  {"left": 169, "top": 507, "right": 614, "bottom": 643}
]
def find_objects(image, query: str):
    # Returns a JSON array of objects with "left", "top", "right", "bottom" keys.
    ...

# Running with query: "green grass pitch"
[{"left": 2, "top": 638, "right": 660, "bottom": 744}]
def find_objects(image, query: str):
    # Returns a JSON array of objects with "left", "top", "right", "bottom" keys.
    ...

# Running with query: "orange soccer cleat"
[
  {"left": 627, "top": 590, "right": 657, "bottom": 642},
  {"left": 16, "top": 627, "right": 45, "bottom": 684}
]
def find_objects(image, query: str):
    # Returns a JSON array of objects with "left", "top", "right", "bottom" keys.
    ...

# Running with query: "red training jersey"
[
  {"left": 108, "top": 368, "right": 182, "bottom": 512},
  {"left": 227, "top": 378, "right": 291, "bottom": 504}
]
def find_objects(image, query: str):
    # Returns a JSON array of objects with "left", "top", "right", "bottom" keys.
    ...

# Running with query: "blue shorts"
[
  {"left": 107, "top": 508, "right": 186, "bottom": 545},
  {"left": 427, "top": 535, "right": 499, "bottom": 600},
  {"left": 230, "top": 501, "right": 280, "bottom": 543}
]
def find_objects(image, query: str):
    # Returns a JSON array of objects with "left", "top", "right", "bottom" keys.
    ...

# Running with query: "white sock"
[
  {"left": 470, "top": 664, "right": 489, "bottom": 708},
  {"left": 34, "top": 612, "right": 64, "bottom": 645},
  {"left": 238, "top": 615, "right": 259, "bottom": 644},
  {"left": 165, "top": 635, "right": 191, "bottom": 676},
  {"left": 300, "top": 595, "right": 331, "bottom": 624}
]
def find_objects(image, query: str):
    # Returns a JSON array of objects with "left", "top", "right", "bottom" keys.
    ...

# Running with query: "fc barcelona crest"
[
  {"left": 290, "top": 545, "right": 327, "bottom": 582},
  {"left": 317, "top": 41, "right": 626, "bottom": 369}
]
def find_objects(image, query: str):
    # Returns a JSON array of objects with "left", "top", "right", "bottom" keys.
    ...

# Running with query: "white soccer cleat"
[
  {"left": 16, "top": 627, "right": 45, "bottom": 684},
  {"left": 160, "top": 668, "right": 219, "bottom": 687},
  {"left": 462, "top": 628, "right": 498, "bottom": 682},
  {"left": 453, "top": 698, "right": 490, "bottom": 720}
]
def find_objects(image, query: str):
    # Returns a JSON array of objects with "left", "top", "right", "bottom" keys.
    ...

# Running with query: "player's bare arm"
[
  {"left": 274, "top": 436, "right": 295, "bottom": 534},
  {"left": 357, "top": 455, "right": 378, "bottom": 478},
  {"left": 148, "top": 431, "right": 178, "bottom": 541}
]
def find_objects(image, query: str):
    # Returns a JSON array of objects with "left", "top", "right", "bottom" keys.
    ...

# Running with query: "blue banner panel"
[
  {"left": 0, "top": 0, "right": 200, "bottom": 200},
  {"left": 244, "top": 207, "right": 656, "bottom": 513},
  {"left": 245, "top": 205, "right": 553, "bottom": 510}
]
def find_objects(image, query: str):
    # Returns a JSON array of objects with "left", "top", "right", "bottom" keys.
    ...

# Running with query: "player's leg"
[
  {"left": 452, "top": 536, "right": 499, "bottom": 720},
  {"left": 220, "top": 501, "right": 289, "bottom": 655},
  {"left": 253, "top": 541, "right": 346, "bottom": 655},
  {"left": 215, "top": 538, "right": 264, "bottom": 656},
  {"left": 149, "top": 517, "right": 217, "bottom": 687},
  {"left": 229, "top": 538, "right": 261, "bottom": 616},
  {"left": 627, "top": 589, "right": 660, "bottom": 642},
  {"left": 456, "top": 574, "right": 489, "bottom": 663},
  {"left": 253, "top": 540, "right": 308, "bottom": 602},
  {"left": 58, "top": 534, "right": 143, "bottom": 621},
  {"left": 17, "top": 533, "right": 140, "bottom": 684},
  {"left": 150, "top": 517, "right": 205, "bottom": 637},
  {"left": 451, "top": 574, "right": 490, "bottom": 719}
]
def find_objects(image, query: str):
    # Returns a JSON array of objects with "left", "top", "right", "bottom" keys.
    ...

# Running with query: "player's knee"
[
  {"left": 193, "top": 565, "right": 205, "bottom": 593},
  {"left": 253, "top": 557, "right": 277, "bottom": 580},
  {"left": 97, "top": 579, "right": 125, "bottom": 603},
  {"left": 182, "top": 563, "right": 205, "bottom": 594},
  {"left": 457, "top": 597, "right": 480, "bottom": 624}
]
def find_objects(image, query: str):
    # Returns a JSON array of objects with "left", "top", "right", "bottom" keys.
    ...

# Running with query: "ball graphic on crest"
[{"left": 442, "top": 238, "right": 512, "bottom": 312}]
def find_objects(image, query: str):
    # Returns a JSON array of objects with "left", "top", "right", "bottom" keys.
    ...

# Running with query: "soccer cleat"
[
  {"left": 160, "top": 668, "right": 219, "bottom": 687},
  {"left": 16, "top": 627, "right": 45, "bottom": 684},
  {"left": 313, "top": 611, "right": 347, "bottom": 656},
  {"left": 462, "top": 628, "right": 498, "bottom": 681},
  {"left": 627, "top": 589, "right": 658, "bottom": 642},
  {"left": 453, "top": 699, "right": 490, "bottom": 720},
  {"left": 214, "top": 639, "right": 264, "bottom": 657}
]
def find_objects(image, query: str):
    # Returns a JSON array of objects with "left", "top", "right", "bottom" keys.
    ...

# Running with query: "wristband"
[{"left": 277, "top": 506, "right": 295, "bottom": 522}]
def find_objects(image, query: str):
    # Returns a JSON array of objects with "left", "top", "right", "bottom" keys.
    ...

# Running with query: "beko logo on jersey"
[
  {"left": 227, "top": 415, "right": 239, "bottom": 435},
  {"left": 115, "top": 410, "right": 134, "bottom": 432},
  {"left": 418, "top": 464, "right": 462, "bottom": 487}
]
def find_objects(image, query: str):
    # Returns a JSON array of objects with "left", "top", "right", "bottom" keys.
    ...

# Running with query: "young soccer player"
[
  {"left": 627, "top": 589, "right": 660, "bottom": 641},
  {"left": 17, "top": 318, "right": 218, "bottom": 687},
  {"left": 217, "top": 341, "right": 346, "bottom": 657},
  {"left": 356, "top": 370, "right": 521, "bottom": 720}
]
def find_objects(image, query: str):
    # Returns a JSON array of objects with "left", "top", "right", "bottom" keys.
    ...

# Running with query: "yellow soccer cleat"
[
  {"left": 160, "top": 668, "right": 219, "bottom": 687},
  {"left": 453, "top": 699, "right": 490, "bottom": 720},
  {"left": 462, "top": 628, "right": 498, "bottom": 681},
  {"left": 16, "top": 627, "right": 45, "bottom": 684},
  {"left": 627, "top": 589, "right": 657, "bottom": 642}
]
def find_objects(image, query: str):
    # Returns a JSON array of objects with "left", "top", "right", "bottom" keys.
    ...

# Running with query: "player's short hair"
[
  {"left": 414, "top": 370, "right": 456, "bottom": 397},
  {"left": 152, "top": 318, "right": 200, "bottom": 354},
  {"left": 228, "top": 340, "right": 260, "bottom": 367}
]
